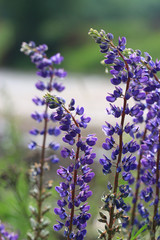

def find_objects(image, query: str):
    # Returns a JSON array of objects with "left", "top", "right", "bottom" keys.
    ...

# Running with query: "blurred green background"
[
  {"left": 1, "top": 0, "right": 160, "bottom": 239},
  {"left": 1, "top": 0, "right": 160, "bottom": 73}
]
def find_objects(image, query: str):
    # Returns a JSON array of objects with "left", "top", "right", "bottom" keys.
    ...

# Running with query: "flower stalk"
[
  {"left": 45, "top": 94, "right": 97, "bottom": 240},
  {"left": 108, "top": 58, "right": 131, "bottom": 240},
  {"left": 89, "top": 28, "right": 160, "bottom": 239},
  {"left": 21, "top": 41, "right": 67, "bottom": 240}
]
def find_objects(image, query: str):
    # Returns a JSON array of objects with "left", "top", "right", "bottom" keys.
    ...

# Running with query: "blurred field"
[{"left": 1, "top": 0, "right": 160, "bottom": 73}]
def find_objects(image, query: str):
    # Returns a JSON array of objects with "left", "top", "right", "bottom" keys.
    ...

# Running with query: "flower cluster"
[
  {"left": 45, "top": 94, "right": 97, "bottom": 240},
  {"left": 21, "top": 41, "right": 67, "bottom": 164},
  {"left": 19, "top": 31, "right": 160, "bottom": 240},
  {"left": 21, "top": 41, "right": 67, "bottom": 239},
  {"left": 0, "top": 221, "right": 18, "bottom": 240},
  {"left": 89, "top": 28, "right": 160, "bottom": 239}
]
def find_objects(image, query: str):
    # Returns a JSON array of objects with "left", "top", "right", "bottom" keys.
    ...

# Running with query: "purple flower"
[
  {"left": 111, "top": 77, "right": 121, "bottom": 85},
  {"left": 104, "top": 51, "right": 116, "bottom": 64},
  {"left": 21, "top": 41, "right": 68, "bottom": 238},
  {"left": 54, "top": 68, "right": 67, "bottom": 78},
  {"left": 48, "top": 127, "right": 61, "bottom": 136},
  {"left": 29, "top": 128, "right": 39, "bottom": 135},
  {"left": 0, "top": 221, "right": 19, "bottom": 240},
  {"left": 51, "top": 53, "right": 64, "bottom": 64},
  {"left": 102, "top": 137, "right": 115, "bottom": 150},
  {"left": 35, "top": 80, "right": 46, "bottom": 90},
  {"left": 53, "top": 221, "right": 64, "bottom": 231},
  {"left": 53, "top": 82, "right": 65, "bottom": 92},
  {"left": 50, "top": 155, "right": 59, "bottom": 164},
  {"left": 102, "top": 122, "right": 115, "bottom": 136},
  {"left": 89, "top": 27, "right": 160, "bottom": 240},
  {"left": 76, "top": 106, "right": 84, "bottom": 115},
  {"left": 49, "top": 142, "right": 60, "bottom": 151},
  {"left": 140, "top": 187, "right": 153, "bottom": 202},
  {"left": 86, "top": 134, "right": 97, "bottom": 146},
  {"left": 32, "top": 97, "right": 45, "bottom": 105},
  {"left": 28, "top": 141, "right": 37, "bottom": 150},
  {"left": 138, "top": 203, "right": 149, "bottom": 218},
  {"left": 61, "top": 149, "right": 72, "bottom": 160},
  {"left": 31, "top": 112, "right": 43, "bottom": 122},
  {"left": 45, "top": 95, "right": 96, "bottom": 238}
]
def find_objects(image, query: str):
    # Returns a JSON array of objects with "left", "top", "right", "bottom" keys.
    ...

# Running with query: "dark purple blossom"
[
  {"left": 50, "top": 155, "right": 59, "bottom": 164},
  {"left": 49, "top": 142, "right": 60, "bottom": 151},
  {"left": 35, "top": 80, "right": 46, "bottom": 90},
  {"left": 50, "top": 53, "right": 64, "bottom": 64},
  {"left": 53, "top": 221, "right": 64, "bottom": 231},
  {"left": 140, "top": 187, "right": 153, "bottom": 202},
  {"left": 138, "top": 203, "right": 149, "bottom": 218},
  {"left": 28, "top": 141, "right": 37, "bottom": 150},
  {"left": 54, "top": 68, "right": 67, "bottom": 78},
  {"left": 48, "top": 127, "right": 61, "bottom": 136},
  {"left": 29, "top": 128, "right": 39, "bottom": 135},
  {"left": 86, "top": 134, "right": 97, "bottom": 146}
]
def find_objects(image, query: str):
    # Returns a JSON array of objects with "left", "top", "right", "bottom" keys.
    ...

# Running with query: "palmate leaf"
[{"left": 130, "top": 224, "right": 148, "bottom": 240}]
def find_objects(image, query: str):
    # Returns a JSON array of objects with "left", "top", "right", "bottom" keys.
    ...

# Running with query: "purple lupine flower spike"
[
  {"left": 45, "top": 94, "right": 97, "bottom": 240},
  {"left": 89, "top": 27, "right": 160, "bottom": 239},
  {"left": 21, "top": 41, "right": 67, "bottom": 239}
]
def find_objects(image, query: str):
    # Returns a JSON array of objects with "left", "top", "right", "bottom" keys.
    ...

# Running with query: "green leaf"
[
  {"left": 99, "top": 211, "right": 107, "bottom": 219},
  {"left": 98, "top": 229, "right": 103, "bottom": 234},
  {"left": 41, "top": 218, "right": 50, "bottom": 228},
  {"left": 29, "top": 205, "right": 38, "bottom": 217},
  {"left": 42, "top": 206, "right": 51, "bottom": 216},
  {"left": 30, "top": 218, "right": 38, "bottom": 230},
  {"left": 27, "top": 232, "right": 34, "bottom": 240},
  {"left": 98, "top": 218, "right": 107, "bottom": 223},
  {"left": 130, "top": 224, "right": 148, "bottom": 240},
  {"left": 40, "top": 229, "right": 50, "bottom": 239}
]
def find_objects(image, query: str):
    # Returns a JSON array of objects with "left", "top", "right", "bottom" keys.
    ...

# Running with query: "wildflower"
[
  {"left": 45, "top": 94, "right": 96, "bottom": 240},
  {"left": 89, "top": 27, "right": 160, "bottom": 240},
  {"left": 21, "top": 41, "right": 67, "bottom": 239}
]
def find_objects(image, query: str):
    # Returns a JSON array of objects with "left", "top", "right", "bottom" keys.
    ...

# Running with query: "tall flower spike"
[
  {"left": 89, "top": 28, "right": 160, "bottom": 239},
  {"left": 21, "top": 41, "right": 67, "bottom": 240},
  {"left": 45, "top": 94, "right": 97, "bottom": 240},
  {"left": 128, "top": 70, "right": 160, "bottom": 238},
  {"left": 89, "top": 28, "right": 158, "bottom": 239},
  {"left": 126, "top": 51, "right": 160, "bottom": 237}
]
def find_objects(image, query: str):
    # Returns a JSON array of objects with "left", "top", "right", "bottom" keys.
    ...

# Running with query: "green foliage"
[
  {"left": 1, "top": 0, "right": 160, "bottom": 72},
  {"left": 130, "top": 224, "right": 148, "bottom": 240},
  {"left": 0, "top": 91, "right": 30, "bottom": 238}
]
